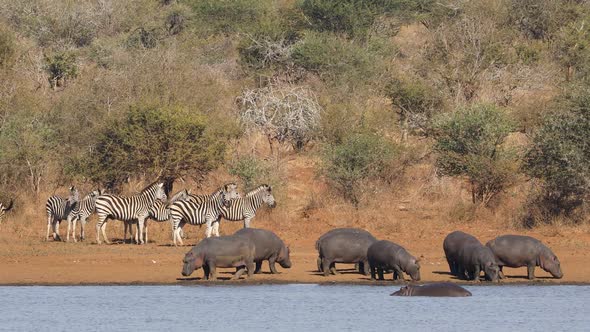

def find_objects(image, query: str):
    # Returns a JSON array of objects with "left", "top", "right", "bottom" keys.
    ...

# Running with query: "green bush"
[
  {"left": 228, "top": 155, "right": 270, "bottom": 191},
  {"left": 291, "top": 31, "right": 378, "bottom": 87},
  {"left": 433, "top": 104, "right": 518, "bottom": 205},
  {"left": 72, "top": 105, "right": 229, "bottom": 189},
  {"left": 321, "top": 132, "right": 398, "bottom": 207},
  {"left": 524, "top": 87, "right": 590, "bottom": 221},
  {"left": 187, "top": 0, "right": 273, "bottom": 34},
  {"left": 44, "top": 51, "right": 78, "bottom": 89},
  {"left": 384, "top": 77, "right": 443, "bottom": 140}
]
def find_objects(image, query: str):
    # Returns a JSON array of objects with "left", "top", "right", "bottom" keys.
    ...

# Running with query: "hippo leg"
[
  {"left": 208, "top": 263, "right": 217, "bottom": 281},
  {"left": 203, "top": 265, "right": 210, "bottom": 280},
  {"left": 246, "top": 261, "right": 255, "bottom": 278},
  {"left": 472, "top": 266, "right": 481, "bottom": 282},
  {"left": 527, "top": 264, "right": 535, "bottom": 280},
  {"left": 377, "top": 268, "right": 385, "bottom": 280},
  {"left": 233, "top": 267, "right": 246, "bottom": 280},
  {"left": 498, "top": 266, "right": 505, "bottom": 279},
  {"left": 268, "top": 257, "right": 279, "bottom": 274},
  {"left": 361, "top": 260, "right": 370, "bottom": 276},
  {"left": 330, "top": 263, "right": 339, "bottom": 275},
  {"left": 393, "top": 266, "right": 403, "bottom": 281},
  {"left": 370, "top": 264, "right": 376, "bottom": 281},
  {"left": 317, "top": 257, "right": 323, "bottom": 272},
  {"left": 255, "top": 261, "right": 263, "bottom": 274},
  {"left": 322, "top": 259, "right": 332, "bottom": 277}
]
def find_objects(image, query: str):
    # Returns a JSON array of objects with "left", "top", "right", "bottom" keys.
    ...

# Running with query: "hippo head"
[
  {"left": 406, "top": 258, "right": 421, "bottom": 281},
  {"left": 540, "top": 251, "right": 563, "bottom": 279},
  {"left": 278, "top": 246, "right": 292, "bottom": 269},
  {"left": 390, "top": 285, "right": 412, "bottom": 296},
  {"left": 484, "top": 261, "right": 500, "bottom": 282},
  {"left": 182, "top": 250, "right": 204, "bottom": 276}
]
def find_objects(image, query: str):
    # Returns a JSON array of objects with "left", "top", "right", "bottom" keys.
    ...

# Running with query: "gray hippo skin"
[
  {"left": 486, "top": 235, "right": 563, "bottom": 279},
  {"left": 316, "top": 228, "right": 376, "bottom": 274},
  {"left": 367, "top": 240, "right": 420, "bottom": 281},
  {"left": 390, "top": 283, "right": 472, "bottom": 297},
  {"left": 234, "top": 228, "right": 291, "bottom": 274},
  {"left": 182, "top": 235, "right": 255, "bottom": 280},
  {"left": 317, "top": 228, "right": 377, "bottom": 277},
  {"left": 458, "top": 243, "right": 500, "bottom": 282},
  {"left": 443, "top": 231, "right": 480, "bottom": 277}
]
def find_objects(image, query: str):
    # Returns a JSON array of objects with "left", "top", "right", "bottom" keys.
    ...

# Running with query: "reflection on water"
[{"left": 0, "top": 284, "right": 588, "bottom": 331}]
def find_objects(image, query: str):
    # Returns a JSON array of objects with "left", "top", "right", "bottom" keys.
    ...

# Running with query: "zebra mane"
[
  {"left": 246, "top": 184, "right": 270, "bottom": 197},
  {"left": 169, "top": 189, "right": 189, "bottom": 204}
]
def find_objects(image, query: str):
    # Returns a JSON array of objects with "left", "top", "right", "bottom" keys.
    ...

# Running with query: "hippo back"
[
  {"left": 316, "top": 228, "right": 376, "bottom": 251},
  {"left": 318, "top": 231, "right": 377, "bottom": 263}
]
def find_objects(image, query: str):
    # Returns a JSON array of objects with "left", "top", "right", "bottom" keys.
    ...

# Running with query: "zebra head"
[
  {"left": 154, "top": 182, "right": 167, "bottom": 201},
  {"left": 260, "top": 184, "right": 276, "bottom": 208},
  {"left": 68, "top": 186, "right": 80, "bottom": 205},
  {"left": 224, "top": 183, "right": 241, "bottom": 200},
  {"left": 1, "top": 199, "right": 13, "bottom": 213}
]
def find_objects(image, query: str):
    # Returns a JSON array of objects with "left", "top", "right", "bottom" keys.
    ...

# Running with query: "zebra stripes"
[
  {"left": 124, "top": 189, "right": 191, "bottom": 244},
  {"left": 0, "top": 199, "right": 13, "bottom": 224},
  {"left": 45, "top": 186, "right": 80, "bottom": 241},
  {"left": 170, "top": 184, "right": 240, "bottom": 246},
  {"left": 66, "top": 189, "right": 104, "bottom": 242},
  {"left": 95, "top": 182, "right": 167, "bottom": 245},
  {"left": 219, "top": 184, "right": 276, "bottom": 228}
]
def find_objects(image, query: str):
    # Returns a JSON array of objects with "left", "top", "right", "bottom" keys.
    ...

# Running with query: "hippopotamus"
[
  {"left": 458, "top": 243, "right": 500, "bottom": 282},
  {"left": 443, "top": 231, "right": 481, "bottom": 276},
  {"left": 317, "top": 228, "right": 377, "bottom": 276},
  {"left": 181, "top": 235, "right": 255, "bottom": 280},
  {"left": 486, "top": 235, "right": 563, "bottom": 279},
  {"left": 316, "top": 228, "right": 377, "bottom": 275},
  {"left": 390, "top": 283, "right": 472, "bottom": 297},
  {"left": 367, "top": 240, "right": 420, "bottom": 281},
  {"left": 234, "top": 228, "right": 291, "bottom": 274}
]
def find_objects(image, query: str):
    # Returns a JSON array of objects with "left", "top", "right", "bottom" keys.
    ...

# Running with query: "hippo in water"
[
  {"left": 390, "top": 283, "right": 472, "bottom": 297},
  {"left": 486, "top": 235, "right": 563, "bottom": 279}
]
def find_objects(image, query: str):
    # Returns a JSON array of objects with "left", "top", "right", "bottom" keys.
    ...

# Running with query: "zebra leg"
[
  {"left": 54, "top": 221, "right": 62, "bottom": 241},
  {"left": 144, "top": 220, "right": 148, "bottom": 244},
  {"left": 96, "top": 221, "right": 102, "bottom": 244},
  {"left": 80, "top": 217, "right": 86, "bottom": 241},
  {"left": 101, "top": 222, "right": 111, "bottom": 244},
  {"left": 66, "top": 217, "right": 72, "bottom": 242},
  {"left": 212, "top": 221, "right": 220, "bottom": 237},
  {"left": 137, "top": 218, "right": 145, "bottom": 245},
  {"left": 244, "top": 217, "right": 252, "bottom": 228},
  {"left": 205, "top": 220, "right": 213, "bottom": 238},
  {"left": 46, "top": 215, "right": 52, "bottom": 241},
  {"left": 71, "top": 217, "right": 78, "bottom": 243}
]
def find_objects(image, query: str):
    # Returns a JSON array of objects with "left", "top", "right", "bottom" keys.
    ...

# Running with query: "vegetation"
[{"left": 1, "top": 0, "right": 590, "bottom": 226}]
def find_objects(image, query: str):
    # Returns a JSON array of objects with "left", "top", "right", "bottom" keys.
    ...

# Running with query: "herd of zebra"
[{"left": 44, "top": 181, "right": 276, "bottom": 246}]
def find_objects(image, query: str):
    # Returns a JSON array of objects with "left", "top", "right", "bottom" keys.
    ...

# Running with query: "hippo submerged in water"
[
  {"left": 390, "top": 283, "right": 472, "bottom": 297},
  {"left": 486, "top": 235, "right": 563, "bottom": 280}
]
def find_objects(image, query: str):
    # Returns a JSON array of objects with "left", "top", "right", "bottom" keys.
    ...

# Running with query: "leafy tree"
[
  {"left": 321, "top": 132, "right": 397, "bottom": 207},
  {"left": 72, "top": 105, "right": 231, "bottom": 189},
  {"left": 228, "top": 155, "right": 270, "bottom": 191},
  {"left": 433, "top": 104, "right": 518, "bottom": 205},
  {"left": 524, "top": 87, "right": 590, "bottom": 220}
]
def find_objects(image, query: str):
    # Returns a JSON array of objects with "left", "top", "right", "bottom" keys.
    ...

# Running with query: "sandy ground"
[{"left": 1, "top": 155, "right": 589, "bottom": 285}]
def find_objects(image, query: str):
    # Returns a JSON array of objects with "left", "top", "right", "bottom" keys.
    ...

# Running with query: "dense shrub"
[
  {"left": 384, "top": 77, "right": 443, "bottom": 140},
  {"left": 228, "top": 155, "right": 271, "bottom": 191},
  {"left": 72, "top": 105, "right": 229, "bottom": 189},
  {"left": 44, "top": 51, "right": 78, "bottom": 89},
  {"left": 433, "top": 104, "right": 518, "bottom": 205},
  {"left": 186, "top": 0, "right": 273, "bottom": 34},
  {"left": 524, "top": 87, "right": 590, "bottom": 222},
  {"left": 320, "top": 132, "right": 398, "bottom": 207}
]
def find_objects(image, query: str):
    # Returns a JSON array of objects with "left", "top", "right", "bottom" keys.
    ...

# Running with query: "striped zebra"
[
  {"left": 45, "top": 186, "right": 80, "bottom": 241},
  {"left": 95, "top": 182, "right": 167, "bottom": 245},
  {"left": 170, "top": 184, "right": 240, "bottom": 246},
  {"left": 0, "top": 199, "right": 13, "bottom": 224},
  {"left": 124, "top": 189, "right": 191, "bottom": 244},
  {"left": 66, "top": 189, "right": 104, "bottom": 242},
  {"left": 218, "top": 184, "right": 276, "bottom": 229}
]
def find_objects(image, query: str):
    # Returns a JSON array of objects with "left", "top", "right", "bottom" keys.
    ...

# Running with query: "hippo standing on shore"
[
  {"left": 486, "top": 235, "right": 563, "bottom": 279},
  {"left": 390, "top": 283, "right": 472, "bottom": 297},
  {"left": 317, "top": 228, "right": 377, "bottom": 276},
  {"left": 458, "top": 243, "right": 500, "bottom": 282},
  {"left": 367, "top": 240, "right": 420, "bottom": 281},
  {"left": 181, "top": 235, "right": 255, "bottom": 280},
  {"left": 443, "top": 231, "right": 480, "bottom": 276},
  {"left": 234, "top": 228, "right": 291, "bottom": 274}
]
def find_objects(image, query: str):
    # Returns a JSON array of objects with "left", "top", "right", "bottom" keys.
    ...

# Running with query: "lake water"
[{"left": 0, "top": 284, "right": 588, "bottom": 331}]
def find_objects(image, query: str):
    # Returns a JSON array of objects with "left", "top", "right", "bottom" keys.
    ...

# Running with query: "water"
[{"left": 0, "top": 284, "right": 588, "bottom": 331}]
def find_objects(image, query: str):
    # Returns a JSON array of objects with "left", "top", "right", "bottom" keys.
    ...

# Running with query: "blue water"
[{"left": 0, "top": 285, "right": 588, "bottom": 331}]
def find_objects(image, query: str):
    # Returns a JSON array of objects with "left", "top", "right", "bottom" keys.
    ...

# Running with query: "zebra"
[
  {"left": 66, "top": 189, "right": 104, "bottom": 242},
  {"left": 45, "top": 186, "right": 80, "bottom": 241},
  {"left": 95, "top": 181, "right": 167, "bottom": 245},
  {"left": 170, "top": 183, "right": 240, "bottom": 246},
  {"left": 124, "top": 189, "right": 191, "bottom": 244},
  {"left": 218, "top": 184, "right": 276, "bottom": 229},
  {"left": 0, "top": 199, "right": 13, "bottom": 224}
]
